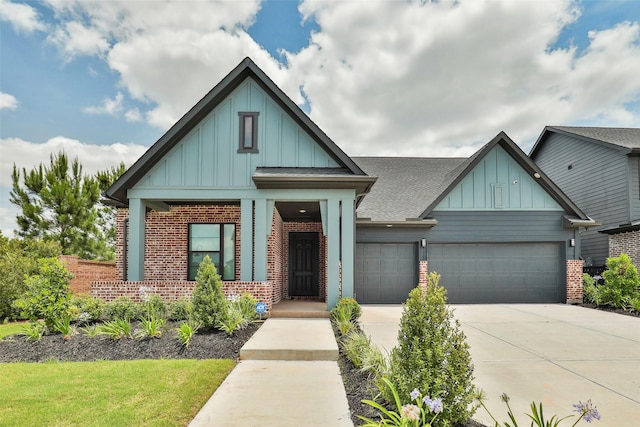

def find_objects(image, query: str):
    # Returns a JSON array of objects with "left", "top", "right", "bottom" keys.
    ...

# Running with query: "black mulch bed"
[
  {"left": 0, "top": 321, "right": 260, "bottom": 363},
  {"left": 580, "top": 303, "right": 640, "bottom": 318}
]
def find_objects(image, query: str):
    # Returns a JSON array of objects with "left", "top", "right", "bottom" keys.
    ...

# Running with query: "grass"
[
  {"left": 0, "top": 322, "right": 25, "bottom": 339},
  {"left": 0, "top": 359, "right": 236, "bottom": 427}
]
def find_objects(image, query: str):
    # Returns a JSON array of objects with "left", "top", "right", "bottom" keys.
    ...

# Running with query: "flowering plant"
[
  {"left": 359, "top": 377, "right": 443, "bottom": 426},
  {"left": 479, "top": 393, "right": 601, "bottom": 427}
]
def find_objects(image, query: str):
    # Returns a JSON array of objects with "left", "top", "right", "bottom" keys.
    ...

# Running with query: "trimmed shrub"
[
  {"left": 14, "top": 258, "right": 73, "bottom": 331},
  {"left": 103, "top": 296, "right": 139, "bottom": 321},
  {"left": 600, "top": 253, "right": 640, "bottom": 308},
  {"left": 192, "top": 256, "right": 228, "bottom": 329},
  {"left": 169, "top": 297, "right": 193, "bottom": 321},
  {"left": 385, "top": 272, "right": 476, "bottom": 427},
  {"left": 69, "top": 293, "right": 104, "bottom": 323},
  {"left": 140, "top": 294, "right": 168, "bottom": 320}
]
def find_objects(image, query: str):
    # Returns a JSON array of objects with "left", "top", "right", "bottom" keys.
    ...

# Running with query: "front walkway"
[
  {"left": 189, "top": 318, "right": 352, "bottom": 427},
  {"left": 360, "top": 304, "right": 640, "bottom": 426}
]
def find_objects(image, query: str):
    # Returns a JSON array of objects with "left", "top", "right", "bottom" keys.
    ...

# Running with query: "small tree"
[
  {"left": 385, "top": 272, "right": 476, "bottom": 427},
  {"left": 192, "top": 256, "right": 228, "bottom": 329},
  {"left": 14, "top": 257, "right": 73, "bottom": 331}
]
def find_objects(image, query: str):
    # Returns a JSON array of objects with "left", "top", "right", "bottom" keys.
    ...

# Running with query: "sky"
[{"left": 1, "top": 0, "right": 640, "bottom": 237}]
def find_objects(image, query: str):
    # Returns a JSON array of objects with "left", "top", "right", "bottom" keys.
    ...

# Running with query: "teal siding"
[
  {"left": 133, "top": 78, "right": 340, "bottom": 191},
  {"left": 436, "top": 145, "right": 561, "bottom": 210}
]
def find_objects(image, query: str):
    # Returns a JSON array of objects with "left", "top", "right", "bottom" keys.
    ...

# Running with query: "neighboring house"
[
  {"left": 98, "top": 58, "right": 595, "bottom": 309},
  {"left": 530, "top": 126, "right": 640, "bottom": 269}
]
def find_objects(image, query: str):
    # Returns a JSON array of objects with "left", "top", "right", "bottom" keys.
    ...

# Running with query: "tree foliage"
[
  {"left": 386, "top": 272, "right": 476, "bottom": 427},
  {"left": 192, "top": 255, "right": 229, "bottom": 329},
  {"left": 9, "top": 151, "right": 124, "bottom": 260},
  {"left": 0, "top": 233, "right": 62, "bottom": 321}
]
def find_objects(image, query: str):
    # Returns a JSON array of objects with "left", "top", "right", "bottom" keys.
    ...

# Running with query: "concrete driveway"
[{"left": 360, "top": 304, "right": 640, "bottom": 426}]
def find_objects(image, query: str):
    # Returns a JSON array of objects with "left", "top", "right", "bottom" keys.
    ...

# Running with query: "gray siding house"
[
  {"left": 101, "top": 58, "right": 595, "bottom": 309},
  {"left": 530, "top": 127, "right": 640, "bottom": 268}
]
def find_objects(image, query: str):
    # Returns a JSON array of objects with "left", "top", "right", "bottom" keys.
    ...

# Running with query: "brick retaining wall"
[{"left": 60, "top": 255, "right": 116, "bottom": 294}]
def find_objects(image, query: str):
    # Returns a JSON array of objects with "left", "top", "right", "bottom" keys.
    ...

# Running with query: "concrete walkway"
[
  {"left": 360, "top": 304, "right": 640, "bottom": 426},
  {"left": 189, "top": 318, "right": 353, "bottom": 427}
]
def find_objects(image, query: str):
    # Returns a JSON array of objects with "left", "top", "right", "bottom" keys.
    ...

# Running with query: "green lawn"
[
  {"left": 0, "top": 359, "right": 236, "bottom": 427},
  {"left": 0, "top": 322, "right": 25, "bottom": 339}
]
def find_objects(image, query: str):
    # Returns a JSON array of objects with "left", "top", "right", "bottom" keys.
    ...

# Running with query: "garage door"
[
  {"left": 355, "top": 243, "right": 417, "bottom": 304},
  {"left": 428, "top": 243, "right": 564, "bottom": 303}
]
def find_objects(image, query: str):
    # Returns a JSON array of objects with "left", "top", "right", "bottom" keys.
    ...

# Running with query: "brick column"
[
  {"left": 566, "top": 259, "right": 583, "bottom": 304},
  {"left": 419, "top": 260, "right": 428, "bottom": 290}
]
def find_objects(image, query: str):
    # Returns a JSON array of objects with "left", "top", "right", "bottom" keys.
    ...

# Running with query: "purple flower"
[
  {"left": 573, "top": 400, "right": 601, "bottom": 423},
  {"left": 422, "top": 396, "right": 443, "bottom": 414},
  {"left": 410, "top": 388, "right": 420, "bottom": 401}
]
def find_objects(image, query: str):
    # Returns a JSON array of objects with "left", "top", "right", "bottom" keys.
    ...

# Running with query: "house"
[
  {"left": 98, "top": 58, "right": 595, "bottom": 309},
  {"left": 530, "top": 126, "right": 640, "bottom": 269}
]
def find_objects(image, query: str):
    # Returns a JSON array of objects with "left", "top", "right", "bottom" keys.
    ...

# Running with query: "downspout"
[{"left": 123, "top": 218, "right": 129, "bottom": 281}]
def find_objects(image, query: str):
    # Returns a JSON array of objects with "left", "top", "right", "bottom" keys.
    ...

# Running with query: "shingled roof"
[{"left": 530, "top": 126, "right": 640, "bottom": 157}]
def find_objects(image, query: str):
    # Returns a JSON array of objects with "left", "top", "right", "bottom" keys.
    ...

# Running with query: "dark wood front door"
[{"left": 289, "top": 232, "right": 319, "bottom": 297}]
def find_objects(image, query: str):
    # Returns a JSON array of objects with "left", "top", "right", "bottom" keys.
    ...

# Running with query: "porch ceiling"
[{"left": 276, "top": 201, "right": 321, "bottom": 222}]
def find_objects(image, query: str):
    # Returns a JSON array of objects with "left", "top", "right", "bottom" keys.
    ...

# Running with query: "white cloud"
[
  {"left": 83, "top": 92, "right": 124, "bottom": 116},
  {"left": 48, "top": 21, "right": 110, "bottom": 59},
  {"left": 0, "top": 92, "right": 18, "bottom": 110},
  {"left": 285, "top": 0, "right": 640, "bottom": 155},
  {"left": 0, "top": 0, "right": 46, "bottom": 34},
  {"left": 124, "top": 108, "right": 142, "bottom": 122},
  {"left": 0, "top": 136, "right": 148, "bottom": 188}
]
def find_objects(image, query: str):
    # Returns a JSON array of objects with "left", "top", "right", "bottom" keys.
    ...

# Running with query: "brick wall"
[
  {"left": 418, "top": 260, "right": 428, "bottom": 288},
  {"left": 60, "top": 255, "right": 116, "bottom": 294},
  {"left": 91, "top": 280, "right": 277, "bottom": 310},
  {"left": 115, "top": 204, "right": 241, "bottom": 281},
  {"left": 609, "top": 230, "right": 640, "bottom": 269},
  {"left": 566, "top": 259, "right": 584, "bottom": 304}
]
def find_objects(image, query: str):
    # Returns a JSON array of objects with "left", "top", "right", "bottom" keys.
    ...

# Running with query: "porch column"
[
  {"left": 327, "top": 198, "right": 341, "bottom": 309},
  {"left": 254, "top": 198, "right": 268, "bottom": 281},
  {"left": 340, "top": 197, "right": 355, "bottom": 299},
  {"left": 128, "top": 198, "right": 145, "bottom": 281},
  {"left": 240, "top": 199, "right": 253, "bottom": 281}
]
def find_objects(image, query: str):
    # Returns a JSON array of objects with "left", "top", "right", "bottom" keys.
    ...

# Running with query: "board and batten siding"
[
  {"left": 133, "top": 78, "right": 340, "bottom": 191},
  {"left": 629, "top": 156, "right": 640, "bottom": 221},
  {"left": 533, "top": 133, "right": 630, "bottom": 266},
  {"left": 436, "top": 145, "right": 561, "bottom": 211}
]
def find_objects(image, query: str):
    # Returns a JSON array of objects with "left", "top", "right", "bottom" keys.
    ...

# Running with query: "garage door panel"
[
  {"left": 355, "top": 243, "right": 418, "bottom": 304},
  {"left": 429, "top": 243, "right": 564, "bottom": 303}
]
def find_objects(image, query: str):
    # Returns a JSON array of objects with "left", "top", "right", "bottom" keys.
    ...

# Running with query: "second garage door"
[
  {"left": 427, "top": 242, "right": 564, "bottom": 303},
  {"left": 355, "top": 243, "right": 418, "bottom": 304}
]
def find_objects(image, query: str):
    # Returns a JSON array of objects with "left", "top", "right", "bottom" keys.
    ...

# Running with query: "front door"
[{"left": 289, "top": 232, "right": 319, "bottom": 297}]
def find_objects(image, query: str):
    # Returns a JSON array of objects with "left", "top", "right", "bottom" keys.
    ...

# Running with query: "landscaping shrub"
[
  {"left": 103, "top": 296, "right": 139, "bottom": 321},
  {"left": 385, "top": 271, "right": 476, "bottom": 427},
  {"left": 217, "top": 293, "right": 258, "bottom": 335},
  {"left": 175, "top": 319, "right": 201, "bottom": 348},
  {"left": 585, "top": 254, "right": 640, "bottom": 309},
  {"left": 0, "top": 234, "right": 61, "bottom": 321},
  {"left": 192, "top": 256, "right": 228, "bottom": 329},
  {"left": 13, "top": 258, "right": 73, "bottom": 331},
  {"left": 331, "top": 297, "right": 362, "bottom": 322},
  {"left": 99, "top": 318, "right": 133, "bottom": 339},
  {"left": 68, "top": 293, "right": 104, "bottom": 323},
  {"left": 169, "top": 297, "right": 193, "bottom": 321},
  {"left": 139, "top": 293, "right": 168, "bottom": 320}
]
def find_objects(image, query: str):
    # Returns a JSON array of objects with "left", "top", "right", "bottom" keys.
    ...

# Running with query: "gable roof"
[
  {"left": 106, "top": 57, "right": 367, "bottom": 204},
  {"left": 530, "top": 126, "right": 640, "bottom": 158},
  {"left": 356, "top": 132, "right": 592, "bottom": 224}
]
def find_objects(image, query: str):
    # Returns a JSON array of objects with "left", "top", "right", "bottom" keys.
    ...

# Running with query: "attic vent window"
[{"left": 238, "top": 112, "right": 259, "bottom": 153}]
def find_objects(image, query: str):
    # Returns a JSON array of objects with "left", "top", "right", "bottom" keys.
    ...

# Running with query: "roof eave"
[
  {"left": 253, "top": 175, "right": 377, "bottom": 196},
  {"left": 356, "top": 219, "right": 438, "bottom": 228},
  {"left": 562, "top": 215, "right": 600, "bottom": 229}
]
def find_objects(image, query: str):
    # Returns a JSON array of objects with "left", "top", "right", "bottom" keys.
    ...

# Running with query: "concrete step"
[{"left": 239, "top": 318, "right": 339, "bottom": 361}]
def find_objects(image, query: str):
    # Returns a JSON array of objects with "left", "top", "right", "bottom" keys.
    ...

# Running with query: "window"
[
  {"left": 238, "top": 112, "right": 259, "bottom": 153},
  {"left": 188, "top": 223, "right": 236, "bottom": 281}
]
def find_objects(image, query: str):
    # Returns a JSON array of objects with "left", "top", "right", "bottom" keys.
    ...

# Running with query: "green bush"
[
  {"left": 599, "top": 253, "right": 640, "bottom": 308},
  {"left": 140, "top": 293, "right": 168, "bottom": 320},
  {"left": 218, "top": 293, "right": 258, "bottom": 335},
  {"left": 192, "top": 256, "right": 228, "bottom": 329},
  {"left": 169, "top": 297, "right": 193, "bottom": 321},
  {"left": 13, "top": 258, "right": 73, "bottom": 331},
  {"left": 0, "top": 234, "right": 61, "bottom": 321},
  {"left": 582, "top": 273, "right": 600, "bottom": 305},
  {"left": 331, "top": 297, "right": 362, "bottom": 322},
  {"left": 68, "top": 293, "right": 104, "bottom": 323},
  {"left": 103, "top": 296, "right": 140, "bottom": 321},
  {"left": 385, "top": 271, "right": 476, "bottom": 427}
]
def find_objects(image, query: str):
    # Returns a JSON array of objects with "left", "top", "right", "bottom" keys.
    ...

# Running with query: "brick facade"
[
  {"left": 566, "top": 259, "right": 583, "bottom": 304},
  {"left": 60, "top": 255, "right": 116, "bottom": 294},
  {"left": 418, "top": 260, "right": 428, "bottom": 287},
  {"left": 609, "top": 230, "right": 640, "bottom": 269},
  {"left": 91, "top": 281, "right": 276, "bottom": 310}
]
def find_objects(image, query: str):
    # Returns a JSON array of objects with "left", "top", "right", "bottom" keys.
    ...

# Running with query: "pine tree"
[{"left": 9, "top": 151, "right": 120, "bottom": 260}]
